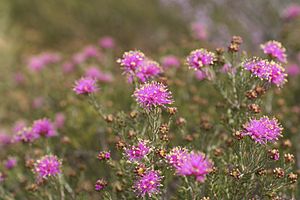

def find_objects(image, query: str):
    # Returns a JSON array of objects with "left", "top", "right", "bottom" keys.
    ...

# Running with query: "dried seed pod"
[
  {"left": 287, "top": 173, "right": 298, "bottom": 184},
  {"left": 268, "top": 149, "right": 279, "bottom": 160},
  {"left": 248, "top": 104, "right": 261, "bottom": 113},
  {"left": 273, "top": 168, "right": 285, "bottom": 178},
  {"left": 284, "top": 153, "right": 295, "bottom": 163}
]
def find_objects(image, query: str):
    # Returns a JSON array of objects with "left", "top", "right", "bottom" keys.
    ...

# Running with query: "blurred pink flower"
[
  {"left": 32, "top": 97, "right": 45, "bottom": 109},
  {"left": 286, "top": 64, "right": 300, "bottom": 77},
  {"left": 62, "top": 62, "right": 75, "bottom": 74},
  {"left": 191, "top": 22, "right": 208, "bottom": 40},
  {"left": 161, "top": 55, "right": 180, "bottom": 69},
  {"left": 99, "top": 36, "right": 115, "bottom": 49},
  {"left": 54, "top": 113, "right": 65, "bottom": 129},
  {"left": 85, "top": 66, "right": 113, "bottom": 83},
  {"left": 27, "top": 52, "right": 61, "bottom": 72},
  {"left": 282, "top": 4, "right": 300, "bottom": 20},
  {"left": 13, "top": 72, "right": 25, "bottom": 85}
]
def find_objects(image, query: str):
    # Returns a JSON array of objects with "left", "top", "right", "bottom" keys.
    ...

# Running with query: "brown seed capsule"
[
  {"left": 233, "top": 131, "right": 243, "bottom": 140},
  {"left": 287, "top": 173, "right": 298, "bottom": 184},
  {"left": 213, "top": 148, "right": 223, "bottom": 157},
  {"left": 60, "top": 136, "right": 71, "bottom": 144},
  {"left": 232, "top": 36, "right": 243, "bottom": 44},
  {"left": 25, "top": 159, "right": 35, "bottom": 169},
  {"left": 159, "top": 124, "right": 169, "bottom": 135},
  {"left": 254, "top": 86, "right": 266, "bottom": 96},
  {"left": 216, "top": 47, "right": 225, "bottom": 55},
  {"left": 229, "top": 168, "right": 242, "bottom": 179},
  {"left": 160, "top": 134, "right": 169, "bottom": 142},
  {"left": 268, "top": 149, "right": 279, "bottom": 160},
  {"left": 184, "top": 134, "right": 194, "bottom": 142},
  {"left": 273, "top": 168, "right": 285, "bottom": 178},
  {"left": 26, "top": 183, "right": 38, "bottom": 192},
  {"left": 157, "top": 149, "right": 167, "bottom": 158},
  {"left": 176, "top": 117, "right": 186, "bottom": 126},
  {"left": 282, "top": 139, "right": 292, "bottom": 148},
  {"left": 284, "top": 153, "right": 295, "bottom": 163},
  {"left": 200, "top": 197, "right": 210, "bottom": 200},
  {"left": 104, "top": 114, "right": 114, "bottom": 123},
  {"left": 246, "top": 90, "right": 258, "bottom": 99},
  {"left": 129, "top": 111, "right": 138, "bottom": 119},
  {"left": 167, "top": 107, "right": 177, "bottom": 115},
  {"left": 256, "top": 168, "right": 267, "bottom": 176},
  {"left": 248, "top": 104, "right": 261, "bottom": 113},
  {"left": 115, "top": 140, "right": 126, "bottom": 150},
  {"left": 116, "top": 171, "right": 123, "bottom": 176},
  {"left": 127, "top": 130, "right": 136, "bottom": 138},
  {"left": 134, "top": 164, "right": 146, "bottom": 176}
]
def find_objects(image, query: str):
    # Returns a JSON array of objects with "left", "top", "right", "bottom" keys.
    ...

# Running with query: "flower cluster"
[
  {"left": 170, "top": 151, "right": 213, "bottom": 182},
  {"left": 32, "top": 118, "right": 56, "bottom": 138},
  {"left": 117, "top": 50, "right": 162, "bottom": 82},
  {"left": 242, "top": 116, "right": 283, "bottom": 144},
  {"left": 34, "top": 155, "right": 61, "bottom": 179},
  {"left": 28, "top": 52, "right": 61, "bottom": 72},
  {"left": 243, "top": 59, "right": 287, "bottom": 86},
  {"left": 73, "top": 77, "right": 98, "bottom": 95},
  {"left": 134, "top": 170, "right": 162, "bottom": 197},
  {"left": 261, "top": 41, "right": 287, "bottom": 63},
  {"left": 186, "top": 49, "right": 215, "bottom": 70},
  {"left": 133, "top": 82, "right": 173, "bottom": 109},
  {"left": 126, "top": 141, "right": 150, "bottom": 161},
  {"left": 166, "top": 147, "right": 188, "bottom": 168},
  {"left": 14, "top": 127, "right": 39, "bottom": 143}
]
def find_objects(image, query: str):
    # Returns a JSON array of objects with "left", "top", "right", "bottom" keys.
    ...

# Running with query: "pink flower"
[
  {"left": 286, "top": 64, "right": 300, "bottom": 77},
  {"left": 13, "top": 72, "right": 25, "bottom": 85},
  {"left": 191, "top": 22, "right": 208, "bottom": 40},
  {"left": 117, "top": 50, "right": 145, "bottom": 73},
  {"left": 135, "top": 60, "right": 162, "bottom": 83},
  {"left": 242, "top": 116, "right": 283, "bottom": 144},
  {"left": 54, "top": 113, "right": 65, "bottom": 129},
  {"left": 5, "top": 157, "right": 17, "bottom": 170},
  {"left": 175, "top": 151, "right": 213, "bottom": 182},
  {"left": 166, "top": 147, "right": 188, "bottom": 168},
  {"left": 161, "top": 55, "right": 180, "bottom": 69},
  {"left": 32, "top": 118, "right": 56, "bottom": 138},
  {"left": 62, "top": 62, "right": 75, "bottom": 74},
  {"left": 135, "top": 170, "right": 162, "bottom": 197},
  {"left": 187, "top": 49, "right": 215, "bottom": 70},
  {"left": 34, "top": 155, "right": 61, "bottom": 179},
  {"left": 32, "top": 97, "right": 45, "bottom": 109},
  {"left": 282, "top": 4, "right": 300, "bottom": 20},
  {"left": 133, "top": 82, "right": 173, "bottom": 109},
  {"left": 13, "top": 127, "right": 39, "bottom": 143},
  {"left": 261, "top": 41, "right": 287, "bottom": 63},
  {"left": 85, "top": 66, "right": 113, "bottom": 83},
  {"left": 73, "top": 77, "right": 98, "bottom": 95},
  {"left": 95, "top": 179, "right": 108, "bottom": 191},
  {"left": 27, "top": 52, "right": 61, "bottom": 72},
  {"left": 98, "top": 36, "right": 115, "bottom": 49},
  {"left": 195, "top": 70, "right": 207, "bottom": 81},
  {"left": 243, "top": 58, "right": 287, "bottom": 87},
  {"left": 126, "top": 141, "right": 150, "bottom": 161}
]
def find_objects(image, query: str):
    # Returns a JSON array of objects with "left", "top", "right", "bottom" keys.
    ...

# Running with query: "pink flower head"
[
  {"left": 62, "top": 62, "right": 75, "bottom": 74},
  {"left": 82, "top": 45, "right": 102, "bottom": 59},
  {"left": 243, "top": 58, "right": 287, "bottom": 87},
  {"left": 13, "top": 72, "right": 25, "bottom": 85},
  {"left": 166, "top": 147, "right": 188, "bottom": 168},
  {"left": 261, "top": 41, "right": 287, "bottom": 63},
  {"left": 242, "top": 116, "right": 283, "bottom": 144},
  {"left": 282, "top": 4, "right": 300, "bottom": 20},
  {"left": 161, "top": 55, "right": 180, "bottom": 69},
  {"left": 187, "top": 49, "right": 215, "bottom": 70},
  {"left": 191, "top": 22, "right": 208, "bottom": 40},
  {"left": 97, "top": 151, "right": 111, "bottom": 161},
  {"left": 195, "top": 70, "right": 207, "bottom": 81},
  {"left": 133, "top": 82, "right": 173, "bottom": 109},
  {"left": 95, "top": 179, "right": 108, "bottom": 191},
  {"left": 34, "top": 155, "right": 61, "bottom": 179},
  {"left": 73, "top": 77, "right": 98, "bottom": 95},
  {"left": 32, "top": 96, "right": 44, "bottom": 109},
  {"left": 126, "top": 141, "right": 150, "bottom": 161},
  {"left": 286, "top": 64, "right": 300, "bottom": 77},
  {"left": 14, "top": 127, "right": 39, "bottom": 143},
  {"left": 85, "top": 66, "right": 113, "bottom": 83},
  {"left": 12, "top": 120, "right": 27, "bottom": 133},
  {"left": 5, "top": 157, "right": 17, "bottom": 170},
  {"left": 32, "top": 118, "right": 56, "bottom": 138},
  {"left": 54, "top": 113, "right": 65, "bottom": 129},
  {"left": 135, "top": 170, "right": 162, "bottom": 197},
  {"left": 175, "top": 151, "right": 213, "bottom": 182},
  {"left": 117, "top": 50, "right": 145, "bottom": 73},
  {"left": 99, "top": 36, "right": 115, "bottom": 49},
  {"left": 0, "top": 131, "right": 12, "bottom": 146},
  {"left": 27, "top": 52, "right": 61, "bottom": 72},
  {"left": 136, "top": 60, "right": 162, "bottom": 83}
]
